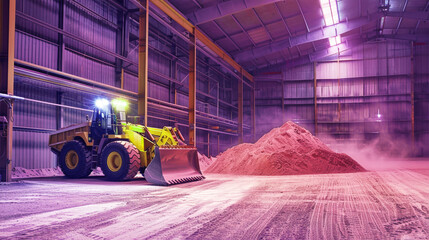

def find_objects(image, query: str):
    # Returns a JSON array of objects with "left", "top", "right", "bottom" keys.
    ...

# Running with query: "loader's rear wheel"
[
  {"left": 59, "top": 140, "right": 92, "bottom": 178},
  {"left": 100, "top": 141, "right": 140, "bottom": 181}
]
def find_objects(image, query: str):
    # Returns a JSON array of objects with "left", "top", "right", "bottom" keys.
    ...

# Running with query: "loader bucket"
[{"left": 144, "top": 146, "right": 204, "bottom": 185}]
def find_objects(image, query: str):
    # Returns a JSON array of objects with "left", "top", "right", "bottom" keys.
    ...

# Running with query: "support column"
[
  {"left": 138, "top": 0, "right": 149, "bottom": 126},
  {"left": 0, "top": 0, "right": 16, "bottom": 182},
  {"left": 121, "top": 3, "right": 129, "bottom": 90},
  {"left": 337, "top": 53, "right": 341, "bottom": 133},
  {"left": 169, "top": 39, "right": 177, "bottom": 104},
  {"left": 250, "top": 82, "right": 256, "bottom": 142},
  {"left": 411, "top": 41, "right": 415, "bottom": 152},
  {"left": 217, "top": 134, "right": 220, "bottom": 155},
  {"left": 207, "top": 132, "right": 210, "bottom": 156},
  {"left": 56, "top": 92, "right": 63, "bottom": 130},
  {"left": 314, "top": 61, "right": 318, "bottom": 136},
  {"left": 189, "top": 28, "right": 197, "bottom": 147},
  {"left": 216, "top": 81, "right": 219, "bottom": 116},
  {"left": 116, "top": 1, "right": 128, "bottom": 88},
  {"left": 58, "top": 0, "right": 65, "bottom": 71},
  {"left": 281, "top": 77, "right": 284, "bottom": 123},
  {"left": 120, "top": 68, "right": 124, "bottom": 89},
  {"left": 238, "top": 70, "right": 243, "bottom": 144}
]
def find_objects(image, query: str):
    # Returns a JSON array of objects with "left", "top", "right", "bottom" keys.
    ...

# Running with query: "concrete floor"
[{"left": 1, "top": 166, "right": 429, "bottom": 239}]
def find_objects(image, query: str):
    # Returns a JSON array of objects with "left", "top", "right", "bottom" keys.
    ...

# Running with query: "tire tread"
[
  {"left": 101, "top": 141, "right": 140, "bottom": 181},
  {"left": 59, "top": 140, "right": 92, "bottom": 178}
]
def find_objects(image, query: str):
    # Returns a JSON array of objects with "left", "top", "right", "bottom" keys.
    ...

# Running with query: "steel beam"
[
  {"left": 231, "top": 14, "right": 257, "bottom": 46},
  {"left": 337, "top": 54, "right": 341, "bottom": 124},
  {"left": 16, "top": 60, "right": 243, "bottom": 132},
  {"left": 0, "top": 0, "right": 15, "bottom": 182},
  {"left": 287, "top": 42, "right": 350, "bottom": 69},
  {"left": 194, "top": 29, "right": 253, "bottom": 81},
  {"left": 382, "top": 34, "right": 429, "bottom": 43},
  {"left": 234, "top": 15, "right": 381, "bottom": 63},
  {"left": 138, "top": 0, "right": 149, "bottom": 125},
  {"left": 213, "top": 21, "right": 241, "bottom": 51},
  {"left": 414, "top": 1, "right": 429, "bottom": 32},
  {"left": 273, "top": 2, "right": 291, "bottom": 37},
  {"left": 296, "top": 0, "right": 310, "bottom": 32},
  {"left": 250, "top": 82, "right": 256, "bottom": 141},
  {"left": 187, "top": 0, "right": 282, "bottom": 25},
  {"left": 252, "top": 9, "right": 274, "bottom": 42},
  {"left": 411, "top": 41, "right": 415, "bottom": 153},
  {"left": 394, "top": 0, "right": 409, "bottom": 35},
  {"left": 215, "top": 13, "right": 303, "bottom": 43},
  {"left": 189, "top": 29, "right": 197, "bottom": 147},
  {"left": 313, "top": 61, "right": 317, "bottom": 136},
  {"left": 386, "top": 11, "right": 429, "bottom": 21},
  {"left": 129, "top": 0, "right": 253, "bottom": 83},
  {"left": 116, "top": 0, "right": 129, "bottom": 89},
  {"left": 15, "top": 59, "right": 136, "bottom": 98},
  {"left": 238, "top": 70, "right": 244, "bottom": 144},
  {"left": 58, "top": 0, "right": 65, "bottom": 71},
  {"left": 56, "top": 92, "right": 62, "bottom": 130},
  {"left": 148, "top": 0, "right": 253, "bottom": 82},
  {"left": 254, "top": 37, "right": 364, "bottom": 73},
  {"left": 16, "top": 11, "right": 133, "bottom": 65}
]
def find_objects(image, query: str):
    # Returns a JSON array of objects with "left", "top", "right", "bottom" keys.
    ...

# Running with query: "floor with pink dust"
[{"left": 1, "top": 161, "right": 429, "bottom": 239}]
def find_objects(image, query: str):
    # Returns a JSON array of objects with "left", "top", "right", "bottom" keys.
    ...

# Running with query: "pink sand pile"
[
  {"left": 12, "top": 167, "right": 104, "bottom": 179},
  {"left": 206, "top": 121, "right": 365, "bottom": 175},
  {"left": 197, "top": 153, "right": 217, "bottom": 171}
]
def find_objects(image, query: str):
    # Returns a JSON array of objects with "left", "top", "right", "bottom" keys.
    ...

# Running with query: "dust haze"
[{"left": 253, "top": 107, "right": 429, "bottom": 171}]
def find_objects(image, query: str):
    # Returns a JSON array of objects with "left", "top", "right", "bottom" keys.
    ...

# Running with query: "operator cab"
[
  {"left": 88, "top": 98, "right": 130, "bottom": 144},
  {"left": 89, "top": 98, "right": 120, "bottom": 144}
]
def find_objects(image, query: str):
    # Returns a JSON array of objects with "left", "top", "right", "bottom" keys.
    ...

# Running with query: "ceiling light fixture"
[
  {"left": 329, "top": 35, "right": 341, "bottom": 47},
  {"left": 321, "top": 0, "right": 341, "bottom": 46},
  {"left": 320, "top": 0, "right": 339, "bottom": 26}
]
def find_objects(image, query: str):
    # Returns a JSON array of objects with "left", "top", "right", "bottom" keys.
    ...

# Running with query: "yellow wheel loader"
[{"left": 48, "top": 98, "right": 204, "bottom": 185}]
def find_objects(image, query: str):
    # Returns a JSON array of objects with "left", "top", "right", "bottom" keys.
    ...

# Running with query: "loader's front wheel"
[
  {"left": 59, "top": 140, "right": 92, "bottom": 178},
  {"left": 101, "top": 141, "right": 140, "bottom": 181}
]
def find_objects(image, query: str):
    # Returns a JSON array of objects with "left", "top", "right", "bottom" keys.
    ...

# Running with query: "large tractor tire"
[
  {"left": 100, "top": 141, "right": 141, "bottom": 181},
  {"left": 58, "top": 140, "right": 92, "bottom": 178}
]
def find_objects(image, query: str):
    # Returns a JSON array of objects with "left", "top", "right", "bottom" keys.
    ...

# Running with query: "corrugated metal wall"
[
  {"left": 415, "top": 43, "right": 429, "bottom": 156},
  {"left": 256, "top": 39, "right": 425, "bottom": 155},
  {"left": 13, "top": 78, "right": 58, "bottom": 169},
  {"left": 12, "top": 0, "right": 242, "bottom": 168}
]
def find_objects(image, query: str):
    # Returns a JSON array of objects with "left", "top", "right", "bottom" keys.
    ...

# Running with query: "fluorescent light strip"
[
  {"left": 330, "top": 0, "right": 339, "bottom": 24},
  {"left": 321, "top": 0, "right": 341, "bottom": 46},
  {"left": 335, "top": 35, "right": 341, "bottom": 44},
  {"left": 328, "top": 35, "right": 341, "bottom": 46},
  {"left": 320, "top": 0, "right": 339, "bottom": 26},
  {"left": 329, "top": 37, "right": 336, "bottom": 46}
]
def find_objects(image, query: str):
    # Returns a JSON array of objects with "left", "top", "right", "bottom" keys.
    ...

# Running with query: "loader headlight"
[
  {"left": 95, "top": 98, "right": 110, "bottom": 110},
  {"left": 111, "top": 98, "right": 128, "bottom": 111}
]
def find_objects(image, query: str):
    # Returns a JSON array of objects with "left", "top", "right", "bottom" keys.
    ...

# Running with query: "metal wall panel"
[
  {"left": 148, "top": 82, "right": 169, "bottom": 102},
  {"left": 16, "top": 0, "right": 59, "bottom": 26},
  {"left": 414, "top": 43, "right": 429, "bottom": 155},
  {"left": 176, "top": 93, "right": 188, "bottom": 107},
  {"left": 62, "top": 91, "right": 93, "bottom": 127},
  {"left": 256, "top": 39, "right": 419, "bottom": 153},
  {"left": 12, "top": 77, "right": 58, "bottom": 169},
  {"left": 65, "top": 0, "right": 117, "bottom": 53},
  {"left": 149, "top": 51, "right": 172, "bottom": 78},
  {"left": 12, "top": 0, "right": 245, "bottom": 163},
  {"left": 13, "top": 131, "right": 56, "bottom": 169},
  {"left": 14, "top": 78, "right": 57, "bottom": 130},
  {"left": 15, "top": 31, "right": 58, "bottom": 69},
  {"left": 63, "top": 50, "right": 116, "bottom": 86},
  {"left": 284, "top": 64, "right": 313, "bottom": 80},
  {"left": 123, "top": 72, "right": 138, "bottom": 93}
]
